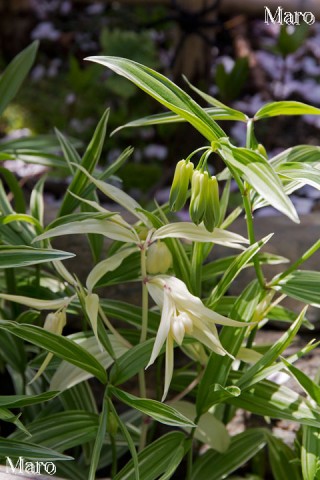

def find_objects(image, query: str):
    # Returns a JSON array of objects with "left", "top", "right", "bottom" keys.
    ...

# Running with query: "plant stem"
[{"left": 138, "top": 245, "right": 149, "bottom": 451}]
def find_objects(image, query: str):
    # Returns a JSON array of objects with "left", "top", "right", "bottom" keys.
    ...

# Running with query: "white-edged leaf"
[
  {"left": 34, "top": 218, "right": 138, "bottom": 244},
  {"left": 153, "top": 222, "right": 248, "bottom": 248},
  {"left": 86, "top": 56, "right": 226, "bottom": 141},
  {"left": 218, "top": 140, "right": 299, "bottom": 223},
  {"left": 0, "top": 293, "right": 71, "bottom": 310},
  {"left": 170, "top": 400, "right": 230, "bottom": 452},
  {"left": 255, "top": 101, "right": 320, "bottom": 120},
  {"left": 86, "top": 246, "right": 137, "bottom": 291},
  {"left": 50, "top": 334, "right": 128, "bottom": 391},
  {"left": 73, "top": 163, "right": 151, "bottom": 226},
  {"left": 85, "top": 293, "right": 100, "bottom": 349},
  {"left": 0, "top": 245, "right": 74, "bottom": 268}
]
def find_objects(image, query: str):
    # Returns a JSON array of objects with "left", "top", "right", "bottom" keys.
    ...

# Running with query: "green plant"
[{"left": 1, "top": 54, "right": 320, "bottom": 480}]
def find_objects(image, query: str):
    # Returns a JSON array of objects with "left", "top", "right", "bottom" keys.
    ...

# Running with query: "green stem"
[
  {"left": 269, "top": 239, "right": 320, "bottom": 286},
  {"left": 138, "top": 246, "right": 149, "bottom": 451},
  {"left": 110, "top": 434, "right": 118, "bottom": 478},
  {"left": 190, "top": 242, "right": 203, "bottom": 297},
  {"left": 229, "top": 164, "right": 265, "bottom": 289},
  {"left": 5, "top": 268, "right": 19, "bottom": 318}
]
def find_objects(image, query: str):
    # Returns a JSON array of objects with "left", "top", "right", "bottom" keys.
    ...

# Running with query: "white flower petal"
[
  {"left": 192, "top": 324, "right": 231, "bottom": 358},
  {"left": 146, "top": 289, "right": 174, "bottom": 367},
  {"left": 162, "top": 334, "right": 174, "bottom": 401}
]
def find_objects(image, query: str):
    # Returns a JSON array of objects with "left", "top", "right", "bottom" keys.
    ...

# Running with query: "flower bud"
[
  {"left": 43, "top": 310, "right": 66, "bottom": 335},
  {"left": 107, "top": 411, "right": 118, "bottom": 437},
  {"left": 189, "top": 171, "right": 208, "bottom": 225},
  {"left": 169, "top": 160, "right": 194, "bottom": 211},
  {"left": 146, "top": 241, "right": 173, "bottom": 274},
  {"left": 204, "top": 175, "right": 220, "bottom": 232}
]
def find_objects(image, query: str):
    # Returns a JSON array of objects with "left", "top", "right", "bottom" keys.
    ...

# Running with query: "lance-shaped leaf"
[
  {"left": 86, "top": 246, "right": 137, "bottom": 292},
  {"left": 0, "top": 320, "right": 107, "bottom": 384},
  {"left": 170, "top": 400, "right": 230, "bottom": 452},
  {"left": 0, "top": 392, "right": 59, "bottom": 409},
  {"left": 255, "top": 100, "right": 320, "bottom": 120},
  {"left": 266, "top": 433, "right": 301, "bottom": 480},
  {"left": 112, "top": 106, "right": 247, "bottom": 135},
  {"left": 277, "top": 270, "right": 320, "bottom": 307},
  {"left": 0, "top": 293, "right": 71, "bottom": 310},
  {"left": 277, "top": 162, "right": 320, "bottom": 191},
  {"left": 192, "top": 429, "right": 267, "bottom": 480},
  {"left": 0, "top": 41, "right": 38, "bottom": 116},
  {"left": 236, "top": 307, "right": 306, "bottom": 389},
  {"left": 50, "top": 335, "right": 128, "bottom": 391},
  {"left": 302, "top": 425, "right": 320, "bottom": 480},
  {"left": 152, "top": 222, "right": 248, "bottom": 248},
  {"left": 0, "top": 245, "right": 74, "bottom": 269},
  {"left": 229, "top": 373, "right": 320, "bottom": 428},
  {"left": 85, "top": 293, "right": 100, "bottom": 349},
  {"left": 86, "top": 56, "right": 226, "bottom": 141},
  {"left": 59, "top": 109, "right": 109, "bottom": 216},
  {"left": 110, "top": 387, "right": 196, "bottom": 428},
  {"left": 72, "top": 163, "right": 151, "bottom": 226},
  {"left": 113, "top": 432, "right": 185, "bottom": 480},
  {"left": 35, "top": 218, "right": 139, "bottom": 244},
  {"left": 0, "top": 438, "right": 73, "bottom": 461},
  {"left": 270, "top": 145, "right": 320, "bottom": 169},
  {"left": 218, "top": 140, "right": 299, "bottom": 223}
]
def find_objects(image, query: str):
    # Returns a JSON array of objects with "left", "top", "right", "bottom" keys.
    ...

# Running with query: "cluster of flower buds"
[
  {"left": 189, "top": 170, "right": 220, "bottom": 232},
  {"left": 169, "top": 159, "right": 194, "bottom": 211},
  {"left": 169, "top": 158, "right": 220, "bottom": 232}
]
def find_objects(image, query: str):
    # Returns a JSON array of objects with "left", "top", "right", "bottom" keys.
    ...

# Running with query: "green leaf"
[
  {"left": 87, "top": 56, "right": 226, "bottom": 141},
  {"left": 282, "top": 358, "right": 320, "bottom": 405},
  {"left": 266, "top": 433, "right": 301, "bottom": 480},
  {"left": 55, "top": 128, "right": 81, "bottom": 174},
  {"left": 112, "top": 105, "right": 247, "bottom": 135},
  {"left": 50, "top": 334, "right": 127, "bottom": 391},
  {"left": 0, "top": 166, "right": 26, "bottom": 213},
  {"left": 202, "top": 252, "right": 288, "bottom": 280},
  {"left": 0, "top": 245, "right": 75, "bottom": 268},
  {"left": 88, "top": 394, "right": 108, "bottom": 480},
  {"left": 183, "top": 74, "right": 248, "bottom": 121},
  {"left": 237, "top": 307, "right": 306, "bottom": 389},
  {"left": 110, "top": 387, "right": 195, "bottom": 428},
  {"left": 170, "top": 400, "right": 230, "bottom": 452},
  {"left": 196, "top": 281, "right": 262, "bottom": 414},
  {"left": 110, "top": 339, "right": 155, "bottom": 386},
  {"left": 0, "top": 438, "right": 72, "bottom": 461},
  {"left": 59, "top": 109, "right": 109, "bottom": 216},
  {"left": 0, "top": 320, "right": 107, "bottom": 384},
  {"left": 192, "top": 429, "right": 267, "bottom": 480},
  {"left": 0, "top": 41, "right": 38, "bottom": 116},
  {"left": 302, "top": 425, "right": 320, "bottom": 480},
  {"left": 207, "top": 234, "right": 272, "bottom": 308},
  {"left": 10, "top": 411, "right": 99, "bottom": 452},
  {"left": 278, "top": 270, "right": 320, "bottom": 307},
  {"left": 113, "top": 432, "right": 186, "bottom": 480},
  {"left": 228, "top": 373, "right": 320, "bottom": 428},
  {"left": 30, "top": 176, "right": 46, "bottom": 227},
  {"left": 277, "top": 162, "right": 320, "bottom": 192},
  {"left": 0, "top": 392, "right": 59, "bottom": 409},
  {"left": 255, "top": 101, "right": 320, "bottom": 120},
  {"left": 218, "top": 140, "right": 299, "bottom": 223},
  {"left": 270, "top": 145, "right": 320, "bottom": 169}
]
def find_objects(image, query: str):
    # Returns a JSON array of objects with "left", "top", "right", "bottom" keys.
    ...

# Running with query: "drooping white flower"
[{"left": 146, "top": 275, "right": 250, "bottom": 400}]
